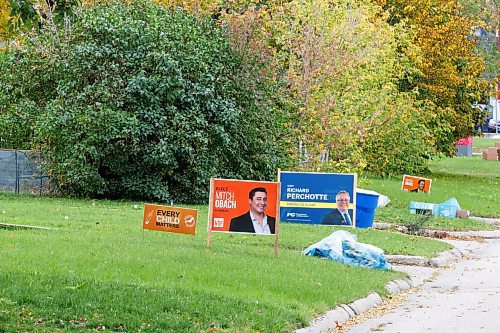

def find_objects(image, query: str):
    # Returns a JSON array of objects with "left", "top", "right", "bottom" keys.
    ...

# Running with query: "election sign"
[
  {"left": 401, "top": 175, "right": 432, "bottom": 194},
  {"left": 208, "top": 178, "right": 279, "bottom": 235},
  {"left": 278, "top": 171, "right": 357, "bottom": 226},
  {"left": 143, "top": 204, "right": 198, "bottom": 235}
]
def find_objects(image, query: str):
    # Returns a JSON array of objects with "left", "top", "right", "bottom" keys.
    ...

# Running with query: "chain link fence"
[{"left": 0, "top": 149, "right": 50, "bottom": 195}]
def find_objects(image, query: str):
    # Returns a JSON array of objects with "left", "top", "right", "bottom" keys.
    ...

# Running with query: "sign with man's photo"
[
  {"left": 401, "top": 175, "right": 432, "bottom": 194},
  {"left": 278, "top": 171, "right": 357, "bottom": 227},
  {"left": 208, "top": 178, "right": 279, "bottom": 235}
]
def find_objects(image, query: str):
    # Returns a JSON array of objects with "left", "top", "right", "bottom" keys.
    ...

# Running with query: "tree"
[
  {"left": 212, "top": 0, "right": 433, "bottom": 174},
  {"left": 459, "top": 0, "right": 500, "bottom": 31},
  {"left": 7, "top": 0, "right": 80, "bottom": 33},
  {"left": 459, "top": 0, "right": 499, "bottom": 81},
  {"left": 0, "top": 1, "right": 282, "bottom": 202},
  {"left": 262, "top": 0, "right": 432, "bottom": 173},
  {"left": 0, "top": 0, "right": 8, "bottom": 40},
  {"left": 381, "top": 0, "right": 489, "bottom": 154}
]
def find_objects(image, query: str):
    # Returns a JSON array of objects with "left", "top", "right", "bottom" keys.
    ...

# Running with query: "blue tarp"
[
  {"left": 440, "top": 197, "right": 461, "bottom": 210},
  {"left": 303, "top": 230, "right": 391, "bottom": 270}
]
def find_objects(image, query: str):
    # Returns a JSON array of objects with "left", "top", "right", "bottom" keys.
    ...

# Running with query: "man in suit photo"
[
  {"left": 321, "top": 190, "right": 353, "bottom": 226},
  {"left": 229, "top": 187, "right": 276, "bottom": 234},
  {"left": 411, "top": 179, "right": 427, "bottom": 193}
]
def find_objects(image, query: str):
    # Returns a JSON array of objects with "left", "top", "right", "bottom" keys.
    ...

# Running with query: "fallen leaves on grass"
[{"left": 69, "top": 317, "right": 88, "bottom": 328}]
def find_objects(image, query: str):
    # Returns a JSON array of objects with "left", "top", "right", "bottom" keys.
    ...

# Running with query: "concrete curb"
[
  {"left": 385, "top": 278, "right": 414, "bottom": 294},
  {"left": 387, "top": 246, "right": 472, "bottom": 268},
  {"left": 386, "top": 254, "right": 430, "bottom": 267},
  {"left": 293, "top": 293, "right": 383, "bottom": 333},
  {"left": 431, "top": 247, "right": 469, "bottom": 267},
  {"left": 349, "top": 293, "right": 383, "bottom": 315},
  {"left": 373, "top": 221, "right": 500, "bottom": 232},
  {"left": 0, "top": 222, "right": 57, "bottom": 230},
  {"left": 293, "top": 244, "right": 474, "bottom": 333},
  {"left": 372, "top": 222, "right": 393, "bottom": 230},
  {"left": 445, "top": 230, "right": 500, "bottom": 239},
  {"left": 469, "top": 216, "right": 500, "bottom": 225}
]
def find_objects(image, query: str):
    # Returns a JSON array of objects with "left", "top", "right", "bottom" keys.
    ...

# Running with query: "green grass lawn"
[
  {"left": 0, "top": 194, "right": 450, "bottom": 333},
  {"left": 1, "top": 152, "right": 497, "bottom": 332},
  {"left": 472, "top": 136, "right": 500, "bottom": 153},
  {"left": 431, "top": 155, "right": 500, "bottom": 178},
  {"left": 359, "top": 155, "right": 499, "bottom": 229}
]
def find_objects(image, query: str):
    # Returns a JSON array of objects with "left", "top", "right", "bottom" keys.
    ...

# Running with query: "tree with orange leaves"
[{"left": 380, "top": 0, "right": 490, "bottom": 154}]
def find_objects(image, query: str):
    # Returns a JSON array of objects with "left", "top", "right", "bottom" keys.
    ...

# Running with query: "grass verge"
[
  {"left": 0, "top": 194, "right": 450, "bottom": 332},
  {"left": 362, "top": 155, "right": 499, "bottom": 229},
  {"left": 472, "top": 136, "right": 500, "bottom": 153}
]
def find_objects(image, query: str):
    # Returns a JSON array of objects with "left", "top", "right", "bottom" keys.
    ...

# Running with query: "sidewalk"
[
  {"left": 293, "top": 229, "right": 499, "bottom": 333},
  {"left": 343, "top": 235, "right": 500, "bottom": 332}
]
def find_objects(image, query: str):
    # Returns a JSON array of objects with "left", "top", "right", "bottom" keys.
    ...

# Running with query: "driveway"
[{"left": 342, "top": 236, "right": 500, "bottom": 332}]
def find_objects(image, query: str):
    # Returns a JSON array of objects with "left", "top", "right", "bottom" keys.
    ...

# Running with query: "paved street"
[{"left": 345, "top": 237, "right": 500, "bottom": 332}]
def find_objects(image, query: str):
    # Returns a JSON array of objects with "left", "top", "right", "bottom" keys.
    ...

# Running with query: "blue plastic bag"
[{"left": 303, "top": 230, "right": 391, "bottom": 270}]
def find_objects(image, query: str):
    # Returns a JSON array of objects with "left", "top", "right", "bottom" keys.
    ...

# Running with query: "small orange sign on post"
[
  {"left": 143, "top": 204, "right": 198, "bottom": 235},
  {"left": 401, "top": 175, "right": 432, "bottom": 194}
]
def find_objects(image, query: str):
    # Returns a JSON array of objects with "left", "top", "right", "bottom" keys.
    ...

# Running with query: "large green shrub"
[{"left": 0, "top": 1, "right": 283, "bottom": 202}]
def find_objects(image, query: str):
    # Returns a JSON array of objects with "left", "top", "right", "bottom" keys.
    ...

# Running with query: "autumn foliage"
[
  {"left": 0, "top": 0, "right": 494, "bottom": 199},
  {"left": 381, "top": 0, "right": 490, "bottom": 154},
  {"left": 0, "top": 0, "right": 9, "bottom": 40}
]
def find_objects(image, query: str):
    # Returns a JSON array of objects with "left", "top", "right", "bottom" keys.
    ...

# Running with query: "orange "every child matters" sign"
[{"left": 142, "top": 204, "right": 198, "bottom": 235}]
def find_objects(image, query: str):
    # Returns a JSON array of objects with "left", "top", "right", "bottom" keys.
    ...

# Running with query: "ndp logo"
[{"left": 184, "top": 215, "right": 196, "bottom": 227}]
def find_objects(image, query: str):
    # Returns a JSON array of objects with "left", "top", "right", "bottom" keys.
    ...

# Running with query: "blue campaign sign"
[{"left": 278, "top": 171, "right": 357, "bottom": 226}]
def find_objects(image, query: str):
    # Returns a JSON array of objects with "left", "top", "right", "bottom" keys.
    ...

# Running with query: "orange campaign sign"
[
  {"left": 208, "top": 178, "right": 279, "bottom": 235},
  {"left": 401, "top": 175, "right": 432, "bottom": 194},
  {"left": 142, "top": 204, "right": 198, "bottom": 235}
]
